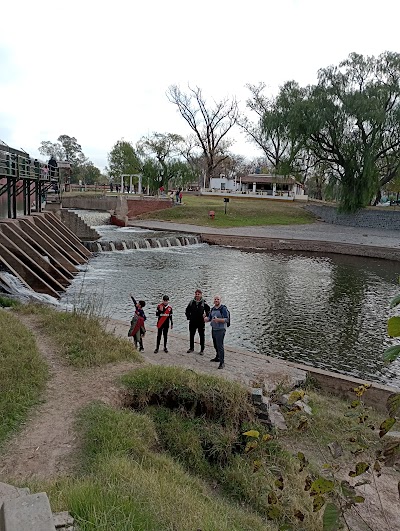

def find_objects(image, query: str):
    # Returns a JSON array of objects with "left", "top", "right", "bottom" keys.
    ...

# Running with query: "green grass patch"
[
  {"left": 121, "top": 365, "right": 254, "bottom": 426},
  {"left": 0, "top": 296, "right": 20, "bottom": 308},
  {"left": 41, "top": 403, "right": 271, "bottom": 530},
  {"left": 0, "top": 310, "right": 48, "bottom": 447},
  {"left": 137, "top": 195, "right": 315, "bottom": 227},
  {"left": 17, "top": 304, "right": 142, "bottom": 367}
]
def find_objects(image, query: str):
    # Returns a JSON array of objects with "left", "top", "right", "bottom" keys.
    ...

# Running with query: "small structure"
[{"left": 207, "top": 173, "right": 307, "bottom": 201}]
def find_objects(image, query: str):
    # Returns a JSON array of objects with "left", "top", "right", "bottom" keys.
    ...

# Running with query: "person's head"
[
  {"left": 213, "top": 295, "right": 221, "bottom": 307},
  {"left": 194, "top": 289, "right": 202, "bottom": 301},
  {"left": 162, "top": 295, "right": 169, "bottom": 304},
  {"left": 138, "top": 300, "right": 145, "bottom": 308}
]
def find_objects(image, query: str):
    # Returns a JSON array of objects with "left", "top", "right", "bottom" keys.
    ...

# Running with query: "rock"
[
  {"left": 53, "top": 511, "right": 75, "bottom": 528},
  {"left": 294, "top": 400, "right": 312, "bottom": 415},
  {"left": 251, "top": 388, "right": 263, "bottom": 404},
  {"left": 268, "top": 404, "right": 287, "bottom": 430}
]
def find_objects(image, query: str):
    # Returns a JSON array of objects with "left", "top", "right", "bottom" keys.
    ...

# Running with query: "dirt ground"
[{"left": 0, "top": 313, "right": 399, "bottom": 530}]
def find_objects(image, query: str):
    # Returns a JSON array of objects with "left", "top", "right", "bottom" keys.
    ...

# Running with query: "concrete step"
[
  {"left": 0, "top": 482, "right": 30, "bottom": 506},
  {"left": 0, "top": 492, "right": 56, "bottom": 531}
]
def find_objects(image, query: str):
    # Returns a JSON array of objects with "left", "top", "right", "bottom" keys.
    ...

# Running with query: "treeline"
[{"left": 39, "top": 51, "right": 400, "bottom": 211}]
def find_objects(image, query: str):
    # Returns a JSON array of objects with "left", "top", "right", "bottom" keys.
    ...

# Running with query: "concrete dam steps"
[
  {"left": 0, "top": 212, "right": 92, "bottom": 299},
  {"left": 84, "top": 234, "right": 202, "bottom": 252}
]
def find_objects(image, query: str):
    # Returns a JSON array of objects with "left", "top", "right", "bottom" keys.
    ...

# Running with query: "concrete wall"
[
  {"left": 126, "top": 198, "right": 172, "bottom": 218},
  {"left": 305, "top": 204, "right": 400, "bottom": 230},
  {"left": 62, "top": 196, "right": 118, "bottom": 211},
  {"left": 59, "top": 210, "right": 101, "bottom": 241}
]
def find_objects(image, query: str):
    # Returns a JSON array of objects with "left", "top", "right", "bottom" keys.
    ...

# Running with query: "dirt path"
[
  {"left": 0, "top": 314, "right": 142, "bottom": 480},
  {"left": 0, "top": 315, "right": 306, "bottom": 481}
]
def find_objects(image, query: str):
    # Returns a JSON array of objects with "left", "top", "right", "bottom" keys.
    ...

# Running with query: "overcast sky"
[{"left": 1, "top": 0, "right": 399, "bottom": 170}]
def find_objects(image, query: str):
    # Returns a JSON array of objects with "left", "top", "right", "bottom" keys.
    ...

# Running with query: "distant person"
[
  {"left": 48, "top": 156, "right": 57, "bottom": 178},
  {"left": 175, "top": 189, "right": 180, "bottom": 203},
  {"left": 179, "top": 189, "right": 183, "bottom": 203},
  {"left": 185, "top": 289, "right": 210, "bottom": 355},
  {"left": 110, "top": 182, "right": 114, "bottom": 192},
  {"left": 205, "top": 295, "right": 229, "bottom": 369},
  {"left": 154, "top": 295, "right": 173, "bottom": 353},
  {"left": 129, "top": 294, "right": 146, "bottom": 351}
]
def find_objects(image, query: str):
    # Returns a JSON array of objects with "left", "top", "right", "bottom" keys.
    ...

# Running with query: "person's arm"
[
  {"left": 170, "top": 308, "right": 173, "bottom": 329},
  {"left": 185, "top": 302, "right": 191, "bottom": 320},
  {"left": 204, "top": 302, "right": 211, "bottom": 317},
  {"left": 212, "top": 306, "right": 227, "bottom": 323},
  {"left": 130, "top": 294, "right": 137, "bottom": 307}
]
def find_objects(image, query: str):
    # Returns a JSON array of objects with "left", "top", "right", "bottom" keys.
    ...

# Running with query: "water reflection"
[{"left": 60, "top": 243, "right": 400, "bottom": 386}]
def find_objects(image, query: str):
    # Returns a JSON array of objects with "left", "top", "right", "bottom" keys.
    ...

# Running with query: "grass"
[
  {"left": 41, "top": 403, "right": 272, "bottom": 531},
  {"left": 136, "top": 195, "right": 315, "bottom": 227},
  {"left": 17, "top": 304, "right": 142, "bottom": 367},
  {"left": 0, "top": 309, "right": 48, "bottom": 447}
]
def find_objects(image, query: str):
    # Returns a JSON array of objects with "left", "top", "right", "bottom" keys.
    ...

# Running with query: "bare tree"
[{"left": 167, "top": 85, "right": 238, "bottom": 185}]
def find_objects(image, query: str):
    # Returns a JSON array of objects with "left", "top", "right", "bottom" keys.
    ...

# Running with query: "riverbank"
[
  {"left": 127, "top": 220, "right": 400, "bottom": 261},
  {"left": 106, "top": 318, "right": 400, "bottom": 412}
]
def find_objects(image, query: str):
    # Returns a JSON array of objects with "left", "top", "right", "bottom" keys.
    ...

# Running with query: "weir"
[
  {"left": 83, "top": 235, "right": 201, "bottom": 252},
  {"left": 0, "top": 212, "right": 91, "bottom": 299}
]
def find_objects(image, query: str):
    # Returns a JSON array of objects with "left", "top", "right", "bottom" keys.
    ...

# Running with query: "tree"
[
  {"left": 38, "top": 135, "right": 88, "bottom": 183},
  {"left": 239, "top": 82, "right": 308, "bottom": 176},
  {"left": 293, "top": 52, "right": 400, "bottom": 212},
  {"left": 167, "top": 85, "right": 238, "bottom": 184},
  {"left": 137, "top": 132, "right": 183, "bottom": 190},
  {"left": 107, "top": 140, "right": 141, "bottom": 181},
  {"left": 77, "top": 162, "right": 102, "bottom": 185}
]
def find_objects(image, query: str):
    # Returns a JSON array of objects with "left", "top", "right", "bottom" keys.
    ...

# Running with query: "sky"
[{"left": 1, "top": 0, "right": 400, "bottom": 171}]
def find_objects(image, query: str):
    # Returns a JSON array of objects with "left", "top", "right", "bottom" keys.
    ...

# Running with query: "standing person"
[
  {"left": 205, "top": 295, "right": 229, "bottom": 369},
  {"left": 179, "top": 189, "right": 183, "bottom": 203},
  {"left": 48, "top": 156, "right": 57, "bottom": 178},
  {"left": 129, "top": 294, "right": 146, "bottom": 351},
  {"left": 185, "top": 289, "right": 210, "bottom": 355},
  {"left": 175, "top": 189, "right": 180, "bottom": 204},
  {"left": 154, "top": 295, "right": 173, "bottom": 353}
]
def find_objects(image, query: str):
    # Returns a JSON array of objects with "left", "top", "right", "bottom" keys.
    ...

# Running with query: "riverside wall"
[{"left": 304, "top": 203, "right": 400, "bottom": 230}]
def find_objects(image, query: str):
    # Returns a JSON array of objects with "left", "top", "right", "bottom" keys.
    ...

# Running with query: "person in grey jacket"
[{"left": 205, "top": 294, "right": 229, "bottom": 369}]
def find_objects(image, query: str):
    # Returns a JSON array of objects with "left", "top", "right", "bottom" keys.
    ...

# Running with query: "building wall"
[{"left": 305, "top": 204, "right": 400, "bottom": 230}]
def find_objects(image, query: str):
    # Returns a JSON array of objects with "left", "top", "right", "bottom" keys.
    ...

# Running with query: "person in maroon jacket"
[{"left": 154, "top": 295, "right": 173, "bottom": 353}]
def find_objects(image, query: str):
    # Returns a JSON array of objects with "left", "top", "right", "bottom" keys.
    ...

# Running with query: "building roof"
[{"left": 241, "top": 174, "right": 300, "bottom": 185}]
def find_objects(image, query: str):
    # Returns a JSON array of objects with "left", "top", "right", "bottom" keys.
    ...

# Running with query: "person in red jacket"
[{"left": 154, "top": 295, "right": 173, "bottom": 353}]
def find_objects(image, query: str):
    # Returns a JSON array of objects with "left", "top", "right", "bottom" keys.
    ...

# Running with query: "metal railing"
[{"left": 0, "top": 143, "right": 60, "bottom": 218}]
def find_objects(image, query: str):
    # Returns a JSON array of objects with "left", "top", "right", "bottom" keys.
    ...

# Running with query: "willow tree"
[
  {"left": 295, "top": 52, "right": 400, "bottom": 212},
  {"left": 167, "top": 85, "right": 238, "bottom": 184}
]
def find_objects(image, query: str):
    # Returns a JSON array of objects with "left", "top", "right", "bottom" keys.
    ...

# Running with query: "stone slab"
[{"left": 0, "top": 492, "right": 55, "bottom": 531}]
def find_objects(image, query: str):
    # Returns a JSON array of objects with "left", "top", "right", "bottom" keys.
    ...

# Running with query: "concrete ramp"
[{"left": 0, "top": 215, "right": 91, "bottom": 298}]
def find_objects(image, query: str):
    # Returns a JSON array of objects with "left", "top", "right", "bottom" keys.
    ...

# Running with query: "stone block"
[
  {"left": 53, "top": 511, "right": 74, "bottom": 528},
  {"left": 0, "top": 492, "right": 55, "bottom": 531},
  {"left": 251, "top": 388, "right": 263, "bottom": 404}
]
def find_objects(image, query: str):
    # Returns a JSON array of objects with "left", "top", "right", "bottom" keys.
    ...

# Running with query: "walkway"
[{"left": 127, "top": 220, "right": 400, "bottom": 249}]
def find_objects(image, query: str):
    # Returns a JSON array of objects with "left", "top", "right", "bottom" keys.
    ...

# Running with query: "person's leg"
[
  {"left": 210, "top": 329, "right": 219, "bottom": 361},
  {"left": 134, "top": 330, "right": 140, "bottom": 349},
  {"left": 163, "top": 326, "right": 169, "bottom": 351},
  {"left": 214, "top": 330, "right": 226, "bottom": 367},
  {"left": 188, "top": 322, "right": 196, "bottom": 351},
  {"left": 198, "top": 324, "right": 205, "bottom": 352},
  {"left": 155, "top": 328, "right": 162, "bottom": 352}
]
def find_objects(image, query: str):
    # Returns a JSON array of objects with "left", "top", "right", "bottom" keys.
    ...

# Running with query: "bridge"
[{"left": 0, "top": 141, "right": 69, "bottom": 218}]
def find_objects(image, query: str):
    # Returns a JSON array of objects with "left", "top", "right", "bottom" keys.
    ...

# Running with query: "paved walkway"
[{"left": 128, "top": 220, "right": 400, "bottom": 249}]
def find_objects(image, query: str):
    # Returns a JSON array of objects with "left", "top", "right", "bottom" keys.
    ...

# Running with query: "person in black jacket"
[{"left": 185, "top": 289, "right": 210, "bottom": 355}]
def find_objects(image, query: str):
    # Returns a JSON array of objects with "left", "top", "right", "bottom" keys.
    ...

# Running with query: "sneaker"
[
  {"left": 154, "top": 349, "right": 159, "bottom": 353},
  {"left": 164, "top": 347, "right": 168, "bottom": 353},
  {"left": 139, "top": 347, "right": 144, "bottom": 352},
  {"left": 187, "top": 348, "right": 194, "bottom": 353},
  {"left": 218, "top": 362, "right": 225, "bottom": 369},
  {"left": 199, "top": 350, "right": 204, "bottom": 355},
  {"left": 210, "top": 357, "right": 220, "bottom": 362}
]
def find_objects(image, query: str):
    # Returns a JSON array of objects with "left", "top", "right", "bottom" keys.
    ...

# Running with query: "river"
[{"left": 59, "top": 224, "right": 400, "bottom": 387}]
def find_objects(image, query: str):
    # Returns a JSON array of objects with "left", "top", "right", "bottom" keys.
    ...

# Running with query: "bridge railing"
[{"left": 0, "top": 146, "right": 59, "bottom": 181}]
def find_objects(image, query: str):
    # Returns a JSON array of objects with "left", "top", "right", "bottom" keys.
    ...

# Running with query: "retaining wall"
[{"left": 305, "top": 204, "right": 400, "bottom": 230}]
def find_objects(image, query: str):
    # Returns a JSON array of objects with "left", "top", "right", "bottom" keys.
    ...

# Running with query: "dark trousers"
[
  {"left": 212, "top": 329, "right": 226, "bottom": 363},
  {"left": 133, "top": 330, "right": 143, "bottom": 350},
  {"left": 189, "top": 322, "right": 205, "bottom": 350},
  {"left": 156, "top": 326, "right": 169, "bottom": 349}
]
